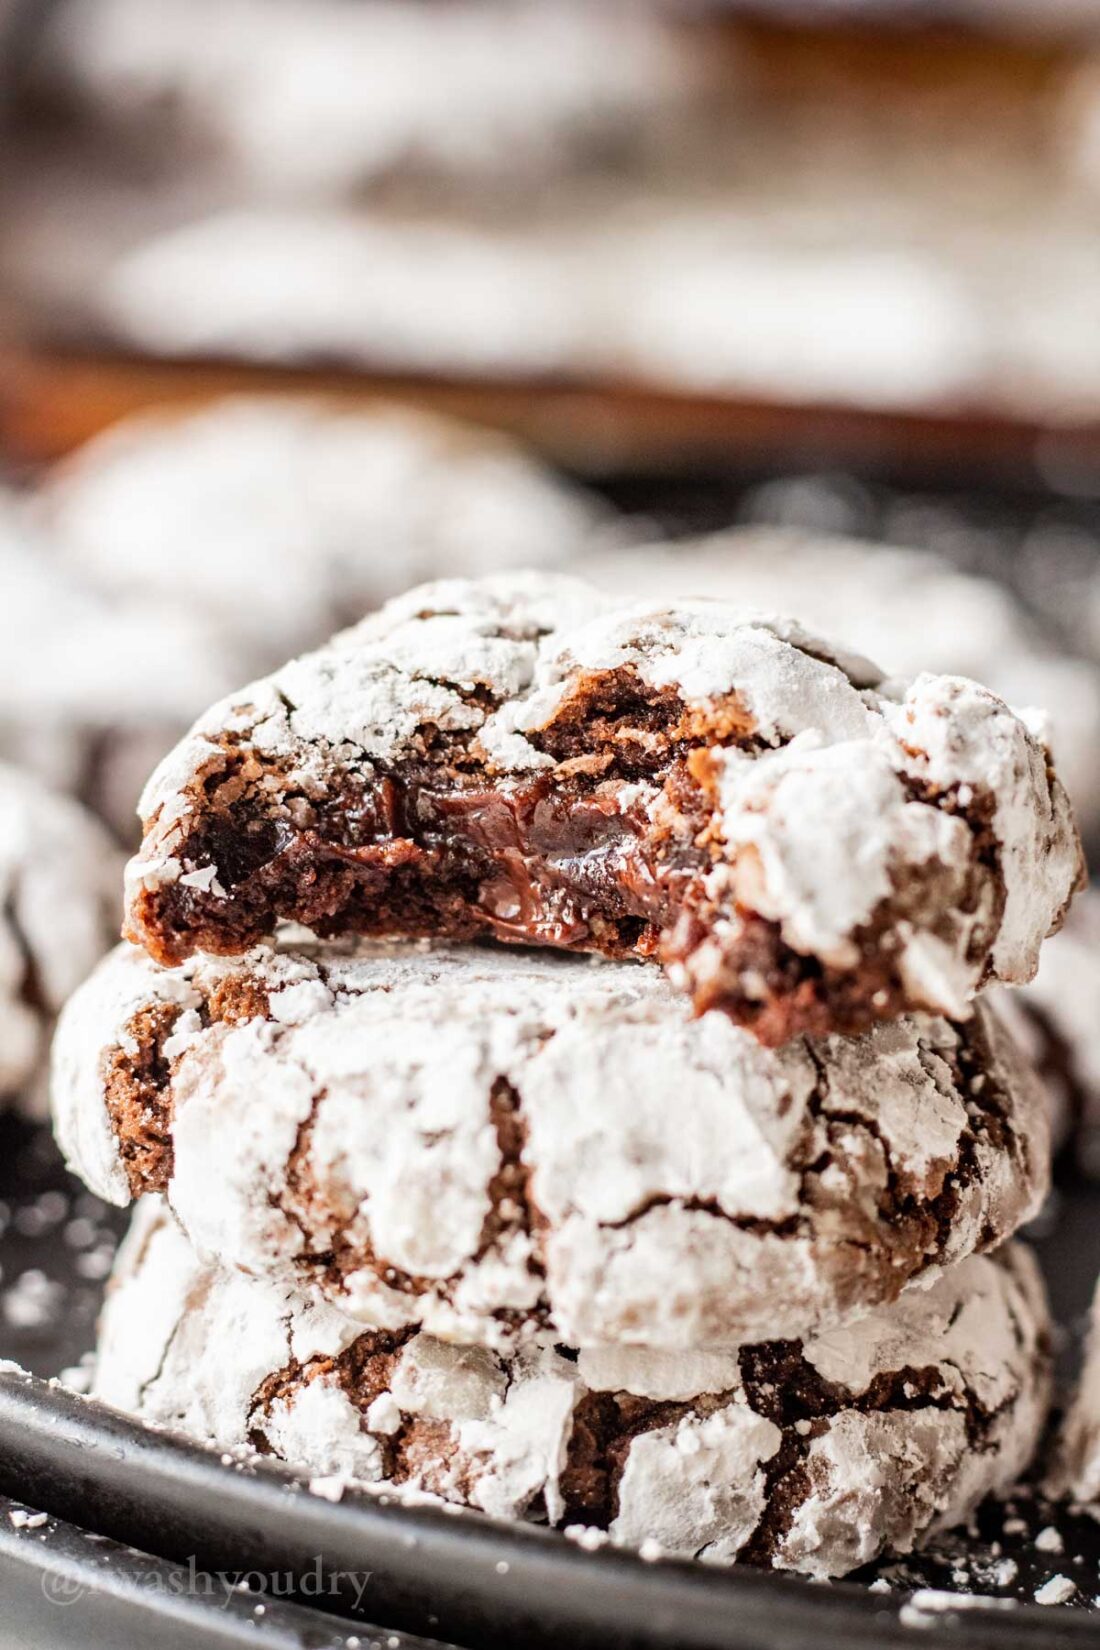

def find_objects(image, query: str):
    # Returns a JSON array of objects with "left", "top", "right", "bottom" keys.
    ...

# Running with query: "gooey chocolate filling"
[
  {"left": 129, "top": 666, "right": 994, "bottom": 1042},
  {"left": 169, "top": 762, "right": 702, "bottom": 962}
]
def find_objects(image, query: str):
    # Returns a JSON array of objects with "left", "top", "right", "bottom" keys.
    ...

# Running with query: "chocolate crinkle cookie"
[
  {"left": 39, "top": 398, "right": 609, "bottom": 671},
  {"left": 0, "top": 762, "right": 119, "bottom": 1113},
  {"left": 94, "top": 1201, "right": 1051, "bottom": 1581},
  {"left": 54, "top": 939, "right": 1049, "bottom": 1349},
  {"left": 0, "top": 502, "right": 240, "bottom": 841},
  {"left": 122, "top": 574, "right": 1083, "bottom": 1046}
]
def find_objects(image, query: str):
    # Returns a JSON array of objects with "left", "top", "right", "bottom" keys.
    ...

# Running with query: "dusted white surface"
[
  {"left": 582, "top": 528, "right": 1100, "bottom": 838},
  {"left": 94, "top": 1205, "right": 1052, "bottom": 1580},
  {"left": 56, "top": 936, "right": 1049, "bottom": 1347}
]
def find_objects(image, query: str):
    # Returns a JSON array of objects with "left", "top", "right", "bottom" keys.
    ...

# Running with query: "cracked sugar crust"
[
  {"left": 41, "top": 398, "right": 609, "bottom": 672},
  {"left": 55, "top": 937, "right": 1050, "bottom": 1349},
  {"left": 0, "top": 763, "right": 120, "bottom": 1111},
  {"left": 582, "top": 527, "right": 1100, "bottom": 841},
  {"left": 93, "top": 1203, "right": 1051, "bottom": 1580},
  {"left": 122, "top": 573, "right": 1083, "bottom": 1046}
]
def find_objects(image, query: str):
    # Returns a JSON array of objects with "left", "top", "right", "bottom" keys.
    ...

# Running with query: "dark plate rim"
[{"left": 0, "top": 1365, "right": 1094, "bottom": 1650}]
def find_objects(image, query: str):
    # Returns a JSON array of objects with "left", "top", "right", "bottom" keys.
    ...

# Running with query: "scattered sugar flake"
[
  {"left": 868, "top": 1578, "right": 893, "bottom": 1594},
  {"left": 899, "top": 1606, "right": 933, "bottom": 1629},
  {"left": 494, "top": 1561, "right": 509, "bottom": 1575},
  {"left": 954, "top": 1550, "right": 1020, "bottom": 1592},
  {"left": 308, "top": 1474, "right": 347, "bottom": 1503},
  {"left": 1035, "top": 1525, "right": 1064, "bottom": 1554},
  {"left": 1002, "top": 1516, "right": 1027, "bottom": 1535},
  {"left": 986, "top": 1557, "right": 1018, "bottom": 1588},
  {"left": 564, "top": 1525, "right": 610, "bottom": 1553},
  {"left": 1034, "top": 1575, "right": 1077, "bottom": 1606},
  {"left": 638, "top": 1539, "right": 663, "bottom": 1563},
  {"left": 8, "top": 1510, "right": 47, "bottom": 1530},
  {"left": 900, "top": 1589, "right": 1017, "bottom": 1625}
]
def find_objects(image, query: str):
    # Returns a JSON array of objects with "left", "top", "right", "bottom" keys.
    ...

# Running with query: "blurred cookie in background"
[
  {"left": 0, "top": 490, "right": 239, "bottom": 839},
  {"left": 16, "top": 14, "right": 1100, "bottom": 434},
  {"left": 581, "top": 527, "right": 1100, "bottom": 845},
  {"left": 1000, "top": 889, "right": 1100, "bottom": 1179},
  {"left": 37, "top": 395, "right": 612, "bottom": 667},
  {"left": 0, "top": 761, "right": 118, "bottom": 1116},
  {"left": 28, "top": 0, "right": 720, "bottom": 200},
  {"left": 7, "top": 397, "right": 610, "bottom": 838}
]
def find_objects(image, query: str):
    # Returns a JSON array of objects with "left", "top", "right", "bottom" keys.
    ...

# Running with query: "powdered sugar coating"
[
  {"left": 0, "top": 763, "right": 119, "bottom": 1111},
  {"left": 124, "top": 572, "right": 1082, "bottom": 1037},
  {"left": 55, "top": 937, "right": 1049, "bottom": 1348},
  {"left": 582, "top": 528, "right": 1100, "bottom": 838},
  {"left": 93, "top": 1203, "right": 1051, "bottom": 1579},
  {"left": 41, "top": 397, "right": 609, "bottom": 670}
]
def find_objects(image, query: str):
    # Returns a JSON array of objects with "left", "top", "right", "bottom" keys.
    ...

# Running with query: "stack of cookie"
[{"left": 54, "top": 573, "right": 1081, "bottom": 1578}]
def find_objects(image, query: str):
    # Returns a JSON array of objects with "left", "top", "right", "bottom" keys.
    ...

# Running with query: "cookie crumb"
[
  {"left": 564, "top": 1525, "right": 610, "bottom": 1552},
  {"left": 1034, "top": 1575, "right": 1076, "bottom": 1606},
  {"left": 308, "top": 1474, "right": 347, "bottom": 1503}
]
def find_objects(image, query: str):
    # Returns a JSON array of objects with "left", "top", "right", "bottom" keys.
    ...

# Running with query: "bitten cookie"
[
  {"left": 122, "top": 573, "right": 1082, "bottom": 1045},
  {"left": 0, "top": 762, "right": 119, "bottom": 1112},
  {"left": 94, "top": 1202, "right": 1052, "bottom": 1580},
  {"left": 55, "top": 938, "right": 1049, "bottom": 1349}
]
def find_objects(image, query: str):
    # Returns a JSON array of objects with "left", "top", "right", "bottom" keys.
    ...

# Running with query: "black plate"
[
  {"left": 2, "top": 1113, "right": 1100, "bottom": 1650},
  {"left": 0, "top": 1492, "right": 447, "bottom": 1650}
]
